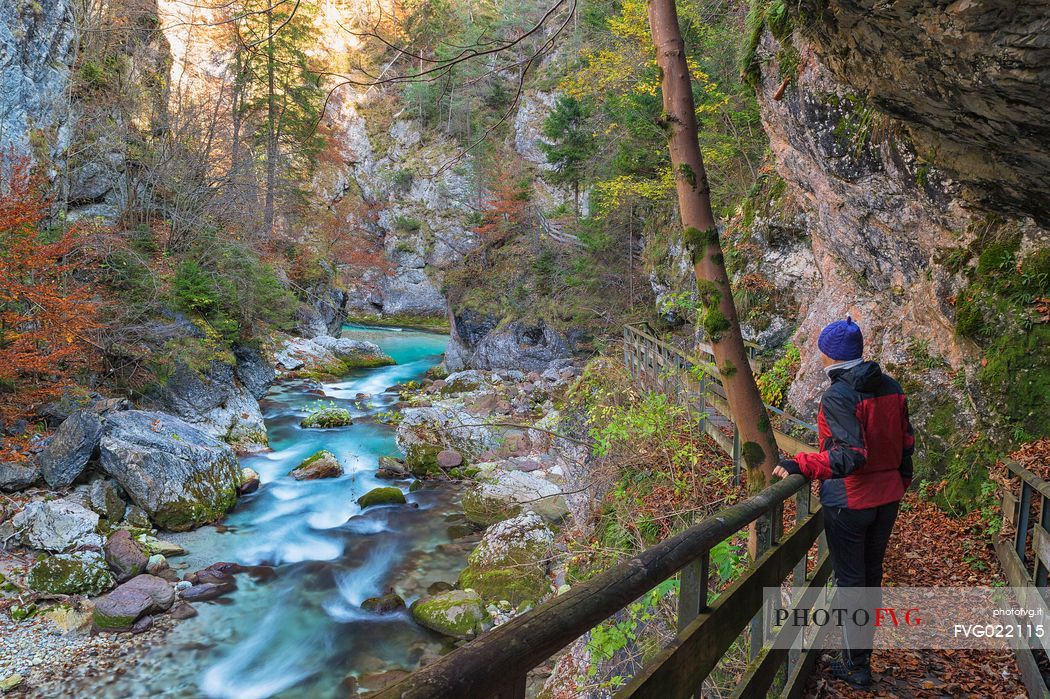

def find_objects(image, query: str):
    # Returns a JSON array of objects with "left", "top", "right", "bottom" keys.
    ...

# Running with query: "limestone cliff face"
[
  {"left": 315, "top": 92, "right": 479, "bottom": 320},
  {"left": 795, "top": 0, "right": 1050, "bottom": 226},
  {"left": 743, "top": 13, "right": 1048, "bottom": 475},
  {"left": 0, "top": 0, "right": 76, "bottom": 174}
]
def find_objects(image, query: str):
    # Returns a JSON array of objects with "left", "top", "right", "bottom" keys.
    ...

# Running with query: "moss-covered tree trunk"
[{"left": 647, "top": 0, "right": 778, "bottom": 490}]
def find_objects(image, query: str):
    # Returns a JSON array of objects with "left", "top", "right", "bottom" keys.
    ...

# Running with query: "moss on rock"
[
  {"left": 458, "top": 511, "right": 555, "bottom": 605},
  {"left": 357, "top": 487, "right": 407, "bottom": 508},
  {"left": 404, "top": 444, "right": 443, "bottom": 478},
  {"left": 27, "top": 552, "right": 115, "bottom": 597},
  {"left": 457, "top": 567, "right": 548, "bottom": 607},
  {"left": 346, "top": 314, "right": 451, "bottom": 333},
  {"left": 461, "top": 488, "right": 522, "bottom": 527},
  {"left": 153, "top": 481, "right": 238, "bottom": 532},
  {"left": 300, "top": 407, "right": 353, "bottom": 429},
  {"left": 409, "top": 589, "right": 489, "bottom": 639}
]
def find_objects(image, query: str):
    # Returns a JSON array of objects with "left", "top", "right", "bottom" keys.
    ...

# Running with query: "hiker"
[{"left": 772, "top": 316, "right": 914, "bottom": 689}]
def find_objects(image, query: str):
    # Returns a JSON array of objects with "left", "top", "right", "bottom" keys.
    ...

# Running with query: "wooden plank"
[
  {"left": 1018, "top": 482, "right": 1034, "bottom": 560},
  {"left": 614, "top": 509, "right": 825, "bottom": 699},
  {"left": 703, "top": 420, "right": 734, "bottom": 456},
  {"left": 781, "top": 624, "right": 832, "bottom": 699},
  {"left": 732, "top": 554, "right": 833, "bottom": 699},
  {"left": 995, "top": 540, "right": 1034, "bottom": 589},
  {"left": 377, "top": 476, "right": 812, "bottom": 699},
  {"left": 1038, "top": 497, "right": 1049, "bottom": 587},
  {"left": 1003, "top": 490, "right": 1018, "bottom": 528},
  {"left": 1010, "top": 642, "right": 1050, "bottom": 699},
  {"left": 1034, "top": 525, "right": 1050, "bottom": 573},
  {"left": 710, "top": 394, "right": 815, "bottom": 456},
  {"left": 775, "top": 431, "right": 817, "bottom": 456},
  {"left": 677, "top": 552, "right": 710, "bottom": 631},
  {"left": 1002, "top": 458, "right": 1050, "bottom": 501}
]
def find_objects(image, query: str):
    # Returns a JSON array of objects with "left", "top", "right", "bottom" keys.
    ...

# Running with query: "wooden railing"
[
  {"left": 378, "top": 324, "right": 831, "bottom": 699},
  {"left": 623, "top": 322, "right": 817, "bottom": 480},
  {"left": 377, "top": 475, "right": 828, "bottom": 699},
  {"left": 994, "top": 458, "right": 1050, "bottom": 699}
]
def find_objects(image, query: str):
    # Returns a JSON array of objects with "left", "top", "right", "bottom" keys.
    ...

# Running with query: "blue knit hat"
[{"left": 818, "top": 316, "right": 864, "bottom": 361}]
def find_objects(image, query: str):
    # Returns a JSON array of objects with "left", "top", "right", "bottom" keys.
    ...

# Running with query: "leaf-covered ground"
[{"left": 803, "top": 441, "right": 1050, "bottom": 697}]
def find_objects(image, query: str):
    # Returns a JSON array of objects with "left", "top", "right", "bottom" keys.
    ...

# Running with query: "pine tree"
[
  {"left": 539, "top": 96, "right": 596, "bottom": 216},
  {"left": 233, "top": 0, "right": 324, "bottom": 237}
]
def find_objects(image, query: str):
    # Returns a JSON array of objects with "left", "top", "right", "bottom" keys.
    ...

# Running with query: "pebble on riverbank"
[{"left": 0, "top": 606, "right": 175, "bottom": 697}]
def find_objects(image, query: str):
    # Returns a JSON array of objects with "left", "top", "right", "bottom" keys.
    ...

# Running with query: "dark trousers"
[{"left": 824, "top": 501, "right": 899, "bottom": 664}]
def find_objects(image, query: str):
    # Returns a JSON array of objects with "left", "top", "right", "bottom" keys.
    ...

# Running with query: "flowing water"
[{"left": 88, "top": 325, "right": 473, "bottom": 698}]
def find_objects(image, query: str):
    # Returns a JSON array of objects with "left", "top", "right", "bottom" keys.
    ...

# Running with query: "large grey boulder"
[
  {"left": 313, "top": 336, "right": 393, "bottom": 366},
  {"left": 99, "top": 411, "right": 241, "bottom": 531},
  {"left": 410, "top": 589, "right": 489, "bottom": 640},
  {"left": 461, "top": 470, "right": 568, "bottom": 527},
  {"left": 274, "top": 336, "right": 393, "bottom": 374},
  {"left": 396, "top": 405, "right": 502, "bottom": 460},
  {"left": 145, "top": 360, "right": 267, "bottom": 453},
  {"left": 39, "top": 410, "right": 103, "bottom": 487},
  {"left": 458, "top": 511, "right": 554, "bottom": 605},
  {"left": 233, "top": 344, "right": 275, "bottom": 400},
  {"left": 0, "top": 460, "right": 40, "bottom": 491},
  {"left": 27, "top": 550, "right": 114, "bottom": 596},
  {"left": 445, "top": 312, "right": 575, "bottom": 373},
  {"left": 13, "top": 498, "right": 102, "bottom": 550}
]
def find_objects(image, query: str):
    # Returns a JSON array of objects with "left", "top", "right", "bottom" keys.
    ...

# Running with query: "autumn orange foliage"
[
  {"left": 0, "top": 162, "right": 99, "bottom": 421},
  {"left": 474, "top": 169, "right": 528, "bottom": 244}
]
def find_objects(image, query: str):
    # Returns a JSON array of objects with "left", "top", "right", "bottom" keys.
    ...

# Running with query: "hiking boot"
[{"left": 830, "top": 656, "right": 872, "bottom": 689}]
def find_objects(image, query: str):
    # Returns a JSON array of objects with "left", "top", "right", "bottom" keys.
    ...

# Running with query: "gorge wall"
[{"left": 735, "top": 0, "right": 1049, "bottom": 491}]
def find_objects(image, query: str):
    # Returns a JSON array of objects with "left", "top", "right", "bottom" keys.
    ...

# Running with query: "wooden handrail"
[
  {"left": 994, "top": 458, "right": 1050, "bottom": 698},
  {"left": 376, "top": 476, "right": 815, "bottom": 699},
  {"left": 623, "top": 323, "right": 814, "bottom": 433},
  {"left": 622, "top": 324, "right": 818, "bottom": 476}
]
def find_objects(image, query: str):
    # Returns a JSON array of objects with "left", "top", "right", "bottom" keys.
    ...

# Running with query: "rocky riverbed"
[{"left": 1, "top": 323, "right": 595, "bottom": 698}]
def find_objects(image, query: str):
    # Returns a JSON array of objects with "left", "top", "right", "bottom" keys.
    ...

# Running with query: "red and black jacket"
[{"left": 794, "top": 361, "right": 914, "bottom": 509}]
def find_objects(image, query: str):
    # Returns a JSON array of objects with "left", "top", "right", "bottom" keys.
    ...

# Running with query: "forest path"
[{"left": 804, "top": 495, "right": 1026, "bottom": 698}]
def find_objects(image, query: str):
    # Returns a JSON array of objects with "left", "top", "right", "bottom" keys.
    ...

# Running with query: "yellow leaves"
[
  {"left": 592, "top": 169, "right": 676, "bottom": 214},
  {"left": 606, "top": 0, "right": 654, "bottom": 45}
]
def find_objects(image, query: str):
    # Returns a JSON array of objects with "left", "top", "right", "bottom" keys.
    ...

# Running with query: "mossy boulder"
[
  {"left": 361, "top": 592, "right": 406, "bottom": 614},
  {"left": 458, "top": 568, "right": 548, "bottom": 608},
  {"left": 98, "top": 411, "right": 240, "bottom": 532},
  {"left": 289, "top": 450, "right": 343, "bottom": 480},
  {"left": 357, "top": 487, "right": 407, "bottom": 508},
  {"left": 404, "top": 444, "right": 443, "bottom": 478},
  {"left": 300, "top": 407, "right": 353, "bottom": 429},
  {"left": 27, "top": 551, "right": 115, "bottom": 596},
  {"left": 409, "top": 589, "right": 489, "bottom": 639},
  {"left": 457, "top": 511, "right": 554, "bottom": 606},
  {"left": 461, "top": 470, "right": 567, "bottom": 527}
]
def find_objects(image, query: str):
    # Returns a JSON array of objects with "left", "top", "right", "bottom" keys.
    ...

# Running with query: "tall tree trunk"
[
  {"left": 230, "top": 45, "right": 243, "bottom": 187},
  {"left": 647, "top": 0, "right": 778, "bottom": 490},
  {"left": 263, "top": 8, "right": 277, "bottom": 237}
]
